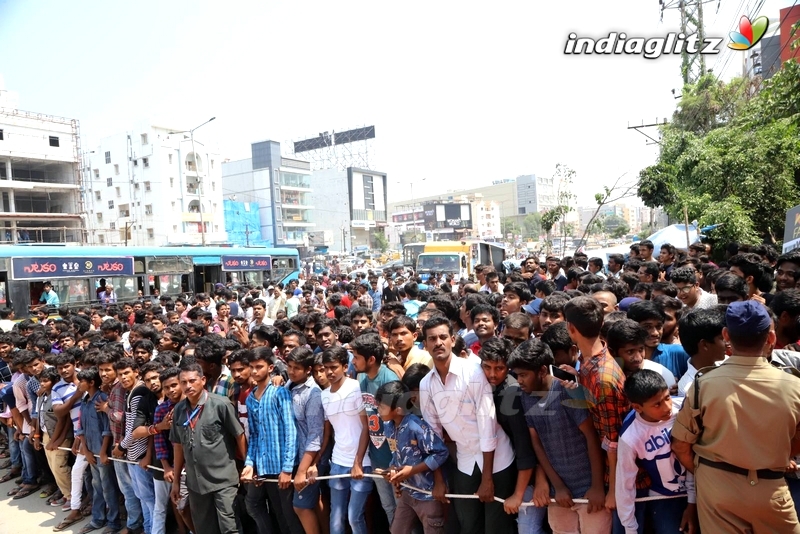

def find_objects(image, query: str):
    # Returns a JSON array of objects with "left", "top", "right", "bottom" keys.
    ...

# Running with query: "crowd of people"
[{"left": 1, "top": 238, "right": 800, "bottom": 534}]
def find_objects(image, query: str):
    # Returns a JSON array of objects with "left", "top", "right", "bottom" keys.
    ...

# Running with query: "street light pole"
[{"left": 171, "top": 117, "right": 215, "bottom": 246}]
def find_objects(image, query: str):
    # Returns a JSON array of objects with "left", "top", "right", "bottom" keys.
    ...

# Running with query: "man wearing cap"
[{"left": 671, "top": 301, "right": 800, "bottom": 533}]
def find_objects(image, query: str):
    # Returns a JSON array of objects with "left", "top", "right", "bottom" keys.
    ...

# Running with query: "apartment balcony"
[{"left": 181, "top": 212, "right": 205, "bottom": 222}]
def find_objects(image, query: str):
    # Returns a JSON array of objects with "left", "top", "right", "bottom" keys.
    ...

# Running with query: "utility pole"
[{"left": 660, "top": 0, "right": 708, "bottom": 84}]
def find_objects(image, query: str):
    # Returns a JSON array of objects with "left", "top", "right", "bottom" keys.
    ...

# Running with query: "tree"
[
  {"left": 610, "top": 221, "right": 630, "bottom": 239},
  {"left": 638, "top": 62, "right": 800, "bottom": 247},
  {"left": 574, "top": 173, "right": 639, "bottom": 249},
  {"left": 372, "top": 230, "right": 389, "bottom": 252},
  {"left": 501, "top": 218, "right": 521, "bottom": 238},
  {"left": 603, "top": 215, "right": 627, "bottom": 234},
  {"left": 522, "top": 212, "right": 543, "bottom": 238}
]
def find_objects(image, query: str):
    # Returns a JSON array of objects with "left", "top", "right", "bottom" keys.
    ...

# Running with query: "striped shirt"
[
  {"left": 245, "top": 383, "right": 297, "bottom": 475},
  {"left": 121, "top": 384, "right": 157, "bottom": 462},
  {"left": 52, "top": 379, "right": 82, "bottom": 435}
]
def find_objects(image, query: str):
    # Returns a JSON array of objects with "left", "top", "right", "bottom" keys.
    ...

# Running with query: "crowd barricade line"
[{"left": 56, "top": 447, "right": 687, "bottom": 505}]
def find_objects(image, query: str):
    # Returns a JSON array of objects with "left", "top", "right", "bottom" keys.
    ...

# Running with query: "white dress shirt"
[{"left": 419, "top": 354, "right": 514, "bottom": 475}]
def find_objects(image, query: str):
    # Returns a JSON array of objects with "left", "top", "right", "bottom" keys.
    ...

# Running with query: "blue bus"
[{"left": 0, "top": 245, "right": 300, "bottom": 316}]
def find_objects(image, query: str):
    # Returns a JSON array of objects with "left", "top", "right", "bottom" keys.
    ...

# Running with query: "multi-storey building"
[
  {"left": 0, "top": 82, "right": 85, "bottom": 244},
  {"left": 83, "top": 122, "right": 226, "bottom": 245},
  {"left": 222, "top": 140, "right": 315, "bottom": 248}
]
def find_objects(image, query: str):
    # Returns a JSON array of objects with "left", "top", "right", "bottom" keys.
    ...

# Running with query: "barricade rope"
[{"left": 57, "top": 447, "right": 686, "bottom": 505}]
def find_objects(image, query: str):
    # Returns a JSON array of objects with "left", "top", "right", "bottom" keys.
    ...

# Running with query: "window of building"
[
  {"left": 95, "top": 191, "right": 101, "bottom": 201},
  {"left": 0, "top": 129, "right": 4, "bottom": 140},
  {"left": 143, "top": 157, "right": 149, "bottom": 168},
  {"left": 94, "top": 169, "right": 100, "bottom": 179},
  {"left": 105, "top": 151, "right": 111, "bottom": 164},
  {"left": 134, "top": 182, "right": 139, "bottom": 190},
  {"left": 170, "top": 177, "right": 174, "bottom": 187},
  {"left": 144, "top": 181, "right": 151, "bottom": 192},
  {"left": 49, "top": 136, "right": 59, "bottom": 147},
  {"left": 211, "top": 182, "right": 215, "bottom": 191},
  {"left": 147, "top": 228, "right": 154, "bottom": 239},
  {"left": 96, "top": 212, "right": 103, "bottom": 222},
  {"left": 518, "top": 207, "right": 526, "bottom": 215},
  {"left": 141, "top": 133, "right": 148, "bottom": 145},
  {"left": 107, "top": 177, "right": 113, "bottom": 187},
  {"left": 119, "top": 205, "right": 130, "bottom": 217},
  {"left": 133, "top": 159, "right": 138, "bottom": 166},
  {"left": 211, "top": 159, "right": 215, "bottom": 169},
  {"left": 108, "top": 200, "right": 114, "bottom": 209},
  {"left": 168, "top": 153, "right": 173, "bottom": 165},
  {"left": 116, "top": 187, "right": 121, "bottom": 198},
  {"left": 98, "top": 235, "right": 105, "bottom": 244},
  {"left": 114, "top": 164, "right": 119, "bottom": 175},
  {"left": 173, "top": 225, "right": 178, "bottom": 232},
  {"left": 145, "top": 204, "right": 152, "bottom": 215},
  {"left": 110, "top": 222, "right": 116, "bottom": 230}
]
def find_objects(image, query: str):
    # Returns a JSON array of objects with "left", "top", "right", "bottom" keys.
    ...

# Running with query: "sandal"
[
  {"left": 53, "top": 515, "right": 86, "bottom": 532},
  {"left": 50, "top": 497, "right": 68, "bottom": 508},
  {"left": 39, "top": 485, "right": 58, "bottom": 498},
  {"left": 0, "top": 450, "right": 9, "bottom": 458},
  {"left": 0, "top": 459, "right": 11, "bottom": 469},
  {"left": 6, "top": 485, "right": 20, "bottom": 496},
  {"left": 47, "top": 490, "right": 64, "bottom": 504},
  {"left": 0, "top": 469, "right": 21, "bottom": 483},
  {"left": 78, "top": 523, "right": 103, "bottom": 534},
  {"left": 12, "top": 484, "right": 40, "bottom": 499}
]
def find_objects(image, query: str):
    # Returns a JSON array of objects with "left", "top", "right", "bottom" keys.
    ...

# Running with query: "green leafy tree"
[
  {"left": 501, "top": 218, "right": 521, "bottom": 238},
  {"left": 522, "top": 212, "right": 543, "bottom": 238},
  {"left": 638, "top": 61, "right": 800, "bottom": 247},
  {"left": 372, "top": 230, "right": 389, "bottom": 252}
]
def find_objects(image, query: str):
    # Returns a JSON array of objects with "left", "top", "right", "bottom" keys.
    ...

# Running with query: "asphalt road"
[{"left": 0, "top": 478, "right": 89, "bottom": 534}]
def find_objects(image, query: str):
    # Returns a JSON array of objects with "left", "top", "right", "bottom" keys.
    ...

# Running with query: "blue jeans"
[
  {"left": 612, "top": 492, "right": 688, "bottom": 534},
  {"left": 329, "top": 462, "right": 374, "bottom": 534},
  {"left": 90, "top": 462, "right": 121, "bottom": 530},
  {"left": 19, "top": 435, "right": 38, "bottom": 485},
  {"left": 114, "top": 461, "right": 144, "bottom": 530},
  {"left": 129, "top": 464, "right": 156, "bottom": 534},
  {"left": 153, "top": 479, "right": 172, "bottom": 534},
  {"left": 7, "top": 425, "right": 21, "bottom": 470},
  {"left": 517, "top": 486, "right": 548, "bottom": 534},
  {"left": 374, "top": 475, "right": 397, "bottom": 525}
]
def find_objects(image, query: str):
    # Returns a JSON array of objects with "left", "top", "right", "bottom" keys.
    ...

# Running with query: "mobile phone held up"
[{"left": 549, "top": 364, "right": 578, "bottom": 383}]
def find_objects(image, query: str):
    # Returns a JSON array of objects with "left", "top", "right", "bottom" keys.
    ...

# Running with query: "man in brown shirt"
[{"left": 672, "top": 301, "right": 800, "bottom": 533}]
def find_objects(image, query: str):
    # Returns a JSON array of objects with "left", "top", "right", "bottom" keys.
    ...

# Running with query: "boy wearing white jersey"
[{"left": 615, "top": 370, "right": 697, "bottom": 534}]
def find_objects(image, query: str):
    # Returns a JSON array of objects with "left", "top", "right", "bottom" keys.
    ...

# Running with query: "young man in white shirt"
[
  {"left": 320, "top": 345, "right": 372, "bottom": 534},
  {"left": 418, "top": 316, "right": 516, "bottom": 534}
]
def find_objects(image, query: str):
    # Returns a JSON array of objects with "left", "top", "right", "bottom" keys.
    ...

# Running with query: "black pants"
[
  {"left": 452, "top": 462, "right": 516, "bottom": 534},
  {"left": 188, "top": 485, "right": 239, "bottom": 534},
  {"left": 245, "top": 479, "right": 304, "bottom": 534}
]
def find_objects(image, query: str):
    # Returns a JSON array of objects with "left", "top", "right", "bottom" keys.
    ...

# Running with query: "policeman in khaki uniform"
[{"left": 672, "top": 301, "right": 800, "bottom": 533}]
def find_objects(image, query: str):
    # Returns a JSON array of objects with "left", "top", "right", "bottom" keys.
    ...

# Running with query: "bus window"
[
  {"left": 66, "top": 279, "right": 89, "bottom": 304},
  {"left": 157, "top": 274, "right": 185, "bottom": 297},
  {"left": 244, "top": 271, "right": 264, "bottom": 286},
  {"left": 100, "top": 277, "right": 141, "bottom": 301}
]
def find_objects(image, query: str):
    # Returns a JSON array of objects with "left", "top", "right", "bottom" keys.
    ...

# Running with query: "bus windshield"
[{"left": 417, "top": 254, "right": 459, "bottom": 272}]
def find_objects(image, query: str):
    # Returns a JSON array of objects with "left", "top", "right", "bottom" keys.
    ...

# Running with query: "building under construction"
[{"left": 0, "top": 81, "right": 85, "bottom": 244}]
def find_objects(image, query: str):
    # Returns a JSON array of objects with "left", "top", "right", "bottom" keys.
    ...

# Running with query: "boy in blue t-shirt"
[
  {"left": 351, "top": 332, "right": 399, "bottom": 525},
  {"left": 376, "top": 380, "right": 449, "bottom": 534},
  {"left": 508, "top": 338, "right": 611, "bottom": 533},
  {"left": 615, "top": 370, "right": 697, "bottom": 534}
]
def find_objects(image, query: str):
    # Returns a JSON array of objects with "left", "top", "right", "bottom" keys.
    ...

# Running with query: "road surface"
[{"left": 0, "top": 479, "right": 88, "bottom": 534}]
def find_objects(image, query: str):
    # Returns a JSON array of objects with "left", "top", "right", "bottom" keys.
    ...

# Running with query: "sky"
[{"left": 0, "top": 0, "right": 793, "bottom": 207}]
